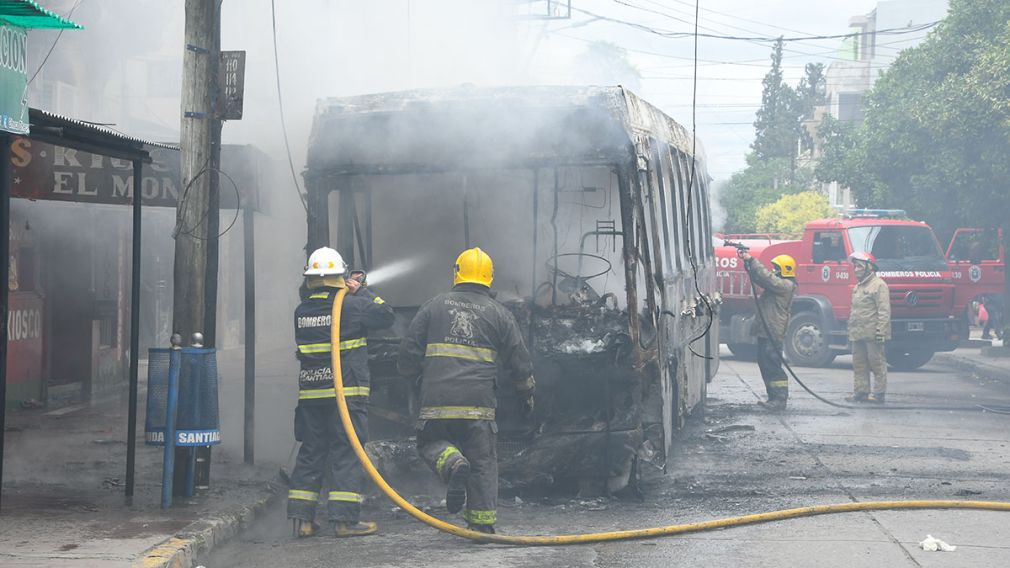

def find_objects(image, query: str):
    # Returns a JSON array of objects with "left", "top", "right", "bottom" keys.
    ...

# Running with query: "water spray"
[{"left": 362, "top": 257, "right": 426, "bottom": 286}]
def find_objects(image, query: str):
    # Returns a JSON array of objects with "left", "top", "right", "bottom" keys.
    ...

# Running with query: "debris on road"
[
  {"left": 919, "top": 535, "right": 957, "bottom": 552},
  {"left": 706, "top": 424, "right": 756, "bottom": 434}
]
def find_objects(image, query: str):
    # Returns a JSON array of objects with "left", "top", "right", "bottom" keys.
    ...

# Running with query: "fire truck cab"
[
  {"left": 946, "top": 228, "right": 1005, "bottom": 336},
  {"left": 718, "top": 210, "right": 960, "bottom": 370}
]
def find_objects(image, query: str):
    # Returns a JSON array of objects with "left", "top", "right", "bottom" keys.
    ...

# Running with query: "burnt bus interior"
[{"left": 304, "top": 87, "right": 717, "bottom": 492}]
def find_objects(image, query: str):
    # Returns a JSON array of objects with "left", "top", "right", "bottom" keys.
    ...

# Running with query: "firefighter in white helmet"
[{"left": 288, "top": 247, "right": 394, "bottom": 537}]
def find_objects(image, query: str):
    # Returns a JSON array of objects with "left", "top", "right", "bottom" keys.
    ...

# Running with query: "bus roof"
[{"left": 305, "top": 85, "right": 707, "bottom": 177}]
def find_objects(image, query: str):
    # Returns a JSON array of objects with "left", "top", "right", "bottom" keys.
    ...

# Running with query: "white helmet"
[{"left": 304, "top": 247, "right": 347, "bottom": 276}]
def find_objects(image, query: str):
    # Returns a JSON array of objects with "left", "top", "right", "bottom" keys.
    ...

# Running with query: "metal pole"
[
  {"left": 126, "top": 160, "right": 143, "bottom": 499},
  {"left": 162, "top": 340, "right": 182, "bottom": 509},
  {"left": 0, "top": 134, "right": 11, "bottom": 512},
  {"left": 243, "top": 206, "right": 255, "bottom": 464}
]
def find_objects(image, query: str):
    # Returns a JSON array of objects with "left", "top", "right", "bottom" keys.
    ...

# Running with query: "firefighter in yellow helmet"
[
  {"left": 398, "top": 247, "right": 535, "bottom": 535},
  {"left": 740, "top": 250, "right": 797, "bottom": 411},
  {"left": 288, "top": 247, "right": 394, "bottom": 538}
]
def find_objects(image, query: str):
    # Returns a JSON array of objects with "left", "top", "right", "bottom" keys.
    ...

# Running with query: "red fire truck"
[
  {"left": 716, "top": 210, "right": 960, "bottom": 370},
  {"left": 945, "top": 228, "right": 1005, "bottom": 336}
]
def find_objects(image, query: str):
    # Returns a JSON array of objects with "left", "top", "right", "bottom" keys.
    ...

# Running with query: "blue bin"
[{"left": 145, "top": 347, "right": 221, "bottom": 447}]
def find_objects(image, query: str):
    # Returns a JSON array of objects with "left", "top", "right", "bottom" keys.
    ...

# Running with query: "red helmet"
[{"left": 849, "top": 251, "right": 877, "bottom": 269}]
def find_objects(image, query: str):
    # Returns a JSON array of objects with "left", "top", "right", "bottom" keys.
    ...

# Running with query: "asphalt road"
[{"left": 205, "top": 351, "right": 1010, "bottom": 567}]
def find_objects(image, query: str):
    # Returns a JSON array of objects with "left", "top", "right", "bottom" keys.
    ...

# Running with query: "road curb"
[
  {"left": 133, "top": 481, "right": 282, "bottom": 568},
  {"left": 933, "top": 352, "right": 1010, "bottom": 382}
]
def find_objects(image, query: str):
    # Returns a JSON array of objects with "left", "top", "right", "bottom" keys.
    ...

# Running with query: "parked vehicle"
[
  {"left": 717, "top": 210, "right": 960, "bottom": 371},
  {"left": 946, "top": 228, "right": 1005, "bottom": 338},
  {"left": 303, "top": 86, "right": 718, "bottom": 491}
]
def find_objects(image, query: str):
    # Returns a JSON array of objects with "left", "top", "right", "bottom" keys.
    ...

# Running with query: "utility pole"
[
  {"left": 176, "top": 0, "right": 222, "bottom": 490},
  {"left": 175, "top": 0, "right": 220, "bottom": 343}
]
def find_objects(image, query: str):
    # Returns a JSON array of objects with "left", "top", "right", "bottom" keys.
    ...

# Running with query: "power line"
[
  {"left": 27, "top": 0, "right": 84, "bottom": 85},
  {"left": 270, "top": 0, "right": 309, "bottom": 213},
  {"left": 569, "top": 5, "right": 938, "bottom": 43},
  {"left": 614, "top": 0, "right": 832, "bottom": 55},
  {"left": 683, "top": 0, "right": 715, "bottom": 358},
  {"left": 551, "top": 30, "right": 936, "bottom": 69}
]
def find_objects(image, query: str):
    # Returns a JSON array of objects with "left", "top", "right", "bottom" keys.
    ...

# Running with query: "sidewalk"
[
  {"left": 0, "top": 354, "right": 283, "bottom": 567},
  {"left": 934, "top": 342, "right": 1010, "bottom": 382}
]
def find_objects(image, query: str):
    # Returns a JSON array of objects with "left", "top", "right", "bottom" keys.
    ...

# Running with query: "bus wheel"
[
  {"left": 727, "top": 343, "right": 757, "bottom": 360},
  {"left": 886, "top": 348, "right": 934, "bottom": 371},
  {"left": 785, "top": 311, "right": 836, "bottom": 367}
]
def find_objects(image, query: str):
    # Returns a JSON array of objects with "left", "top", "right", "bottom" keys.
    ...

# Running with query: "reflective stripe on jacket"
[
  {"left": 294, "top": 285, "right": 394, "bottom": 403},
  {"left": 848, "top": 272, "right": 891, "bottom": 341},
  {"left": 397, "top": 283, "right": 534, "bottom": 418}
]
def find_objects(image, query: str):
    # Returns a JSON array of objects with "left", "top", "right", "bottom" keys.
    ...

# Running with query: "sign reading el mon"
[{"left": 8, "top": 137, "right": 257, "bottom": 209}]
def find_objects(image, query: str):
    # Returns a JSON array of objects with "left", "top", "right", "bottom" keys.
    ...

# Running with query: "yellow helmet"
[
  {"left": 454, "top": 247, "right": 494, "bottom": 287},
  {"left": 771, "top": 254, "right": 797, "bottom": 278}
]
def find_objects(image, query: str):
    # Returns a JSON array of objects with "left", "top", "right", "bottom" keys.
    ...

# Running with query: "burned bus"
[{"left": 303, "top": 86, "right": 718, "bottom": 492}]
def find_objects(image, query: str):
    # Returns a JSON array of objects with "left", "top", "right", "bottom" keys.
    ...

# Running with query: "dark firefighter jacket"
[
  {"left": 294, "top": 285, "right": 394, "bottom": 407},
  {"left": 746, "top": 257, "right": 797, "bottom": 342},
  {"left": 397, "top": 283, "right": 535, "bottom": 421}
]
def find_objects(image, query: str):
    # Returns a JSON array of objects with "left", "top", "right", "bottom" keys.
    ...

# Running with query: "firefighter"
[
  {"left": 288, "top": 247, "right": 394, "bottom": 538},
  {"left": 397, "top": 247, "right": 535, "bottom": 535},
  {"left": 740, "top": 251, "right": 797, "bottom": 411},
  {"left": 846, "top": 251, "right": 891, "bottom": 403}
]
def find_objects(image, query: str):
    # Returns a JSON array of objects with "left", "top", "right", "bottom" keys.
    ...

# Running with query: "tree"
[
  {"left": 720, "top": 42, "right": 823, "bottom": 233},
  {"left": 815, "top": 0, "right": 1010, "bottom": 341},
  {"left": 796, "top": 63, "right": 826, "bottom": 154},
  {"left": 719, "top": 156, "right": 815, "bottom": 233},
  {"left": 795, "top": 63, "right": 827, "bottom": 119},
  {"left": 751, "top": 39, "right": 801, "bottom": 161},
  {"left": 815, "top": 0, "right": 1010, "bottom": 237},
  {"left": 755, "top": 191, "right": 835, "bottom": 237}
]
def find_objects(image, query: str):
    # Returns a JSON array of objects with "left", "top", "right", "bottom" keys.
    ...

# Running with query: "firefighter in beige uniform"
[{"left": 846, "top": 251, "right": 891, "bottom": 403}]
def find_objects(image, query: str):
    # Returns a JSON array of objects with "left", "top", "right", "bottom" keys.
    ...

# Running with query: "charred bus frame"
[{"left": 303, "top": 86, "right": 718, "bottom": 491}]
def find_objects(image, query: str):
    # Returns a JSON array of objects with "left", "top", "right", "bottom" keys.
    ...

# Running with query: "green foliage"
[
  {"left": 815, "top": 0, "right": 1010, "bottom": 236},
  {"left": 719, "top": 156, "right": 814, "bottom": 233},
  {"left": 755, "top": 191, "right": 835, "bottom": 237},
  {"left": 721, "top": 45, "right": 825, "bottom": 233},
  {"left": 752, "top": 39, "right": 801, "bottom": 160}
]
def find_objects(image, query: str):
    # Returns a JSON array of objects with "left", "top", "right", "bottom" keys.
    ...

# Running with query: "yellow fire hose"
[{"left": 329, "top": 287, "right": 1010, "bottom": 545}]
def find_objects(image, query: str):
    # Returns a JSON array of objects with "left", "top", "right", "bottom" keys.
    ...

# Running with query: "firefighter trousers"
[
  {"left": 287, "top": 402, "right": 368, "bottom": 523},
  {"left": 417, "top": 419, "right": 498, "bottom": 527},
  {"left": 757, "top": 337, "right": 789, "bottom": 401},
  {"left": 852, "top": 340, "right": 887, "bottom": 395}
]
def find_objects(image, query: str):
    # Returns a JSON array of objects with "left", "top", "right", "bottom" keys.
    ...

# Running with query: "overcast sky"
[
  {"left": 217, "top": 1, "right": 944, "bottom": 186},
  {"left": 220, "top": 0, "right": 944, "bottom": 186},
  {"left": 525, "top": 0, "right": 939, "bottom": 181}
]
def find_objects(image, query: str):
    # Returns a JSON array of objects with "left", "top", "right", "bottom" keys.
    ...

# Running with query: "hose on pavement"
[{"left": 329, "top": 287, "right": 1010, "bottom": 545}]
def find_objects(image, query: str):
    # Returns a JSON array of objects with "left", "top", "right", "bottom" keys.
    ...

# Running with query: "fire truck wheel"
[
  {"left": 885, "top": 348, "right": 934, "bottom": 371},
  {"left": 727, "top": 343, "right": 757, "bottom": 360},
  {"left": 785, "top": 311, "right": 836, "bottom": 368}
]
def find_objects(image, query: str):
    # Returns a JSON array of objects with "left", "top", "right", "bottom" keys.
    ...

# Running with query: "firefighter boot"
[
  {"left": 446, "top": 458, "right": 471, "bottom": 514},
  {"left": 845, "top": 393, "right": 869, "bottom": 403},
  {"left": 292, "top": 518, "right": 319, "bottom": 538},
  {"left": 867, "top": 393, "right": 886, "bottom": 404},
  {"left": 467, "top": 522, "right": 495, "bottom": 544},
  {"left": 333, "top": 521, "right": 378, "bottom": 537}
]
